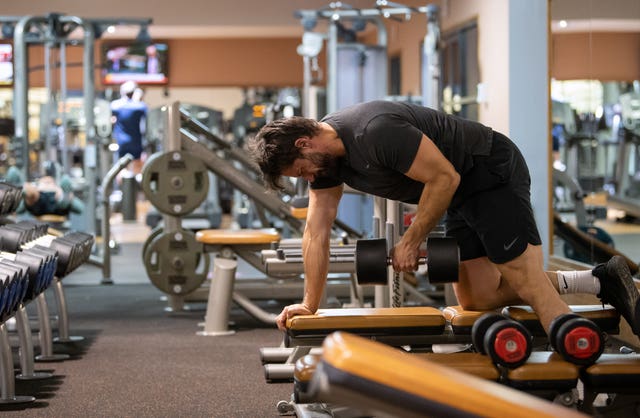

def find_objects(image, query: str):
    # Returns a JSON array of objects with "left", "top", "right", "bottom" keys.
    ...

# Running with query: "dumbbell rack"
[{"left": 0, "top": 210, "right": 94, "bottom": 404}]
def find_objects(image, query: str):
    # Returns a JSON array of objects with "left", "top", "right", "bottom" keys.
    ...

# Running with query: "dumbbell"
[
  {"left": 0, "top": 182, "right": 23, "bottom": 215},
  {"left": 0, "top": 247, "right": 58, "bottom": 302},
  {"left": 0, "top": 271, "right": 20, "bottom": 321},
  {"left": 0, "top": 249, "right": 54, "bottom": 317},
  {"left": 355, "top": 237, "right": 459, "bottom": 285},
  {"left": 471, "top": 312, "right": 533, "bottom": 369},
  {"left": 0, "top": 222, "right": 93, "bottom": 278},
  {"left": 549, "top": 313, "right": 604, "bottom": 366}
]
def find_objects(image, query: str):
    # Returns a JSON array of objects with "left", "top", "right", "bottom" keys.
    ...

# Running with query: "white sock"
[{"left": 557, "top": 270, "right": 601, "bottom": 295}]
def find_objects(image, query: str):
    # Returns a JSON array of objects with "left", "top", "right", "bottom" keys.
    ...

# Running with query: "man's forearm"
[{"left": 301, "top": 231, "right": 330, "bottom": 313}]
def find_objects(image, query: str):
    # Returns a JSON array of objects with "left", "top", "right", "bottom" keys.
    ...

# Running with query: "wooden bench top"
[{"left": 195, "top": 228, "right": 280, "bottom": 244}]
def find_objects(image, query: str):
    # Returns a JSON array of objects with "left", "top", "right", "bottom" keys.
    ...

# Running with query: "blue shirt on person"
[{"left": 110, "top": 97, "right": 148, "bottom": 159}]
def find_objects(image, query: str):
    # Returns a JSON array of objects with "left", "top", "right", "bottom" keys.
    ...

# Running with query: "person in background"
[
  {"left": 145, "top": 44, "right": 161, "bottom": 75},
  {"left": 110, "top": 80, "right": 148, "bottom": 177}
]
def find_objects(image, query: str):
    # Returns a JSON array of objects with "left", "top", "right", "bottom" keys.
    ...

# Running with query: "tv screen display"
[
  {"left": 102, "top": 42, "right": 168, "bottom": 85},
  {"left": 0, "top": 43, "right": 13, "bottom": 86}
]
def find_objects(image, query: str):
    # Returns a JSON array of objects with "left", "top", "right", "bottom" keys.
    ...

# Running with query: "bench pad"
[{"left": 195, "top": 228, "right": 280, "bottom": 244}]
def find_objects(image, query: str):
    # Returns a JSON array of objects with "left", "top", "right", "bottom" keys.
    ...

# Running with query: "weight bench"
[
  {"left": 264, "top": 306, "right": 446, "bottom": 382},
  {"left": 196, "top": 228, "right": 281, "bottom": 272},
  {"left": 443, "top": 305, "right": 494, "bottom": 336},
  {"left": 292, "top": 350, "right": 578, "bottom": 406},
  {"left": 502, "top": 305, "right": 620, "bottom": 337},
  {"left": 419, "top": 350, "right": 579, "bottom": 401},
  {"left": 304, "top": 332, "right": 586, "bottom": 418},
  {"left": 580, "top": 353, "right": 640, "bottom": 415},
  {"left": 443, "top": 304, "right": 620, "bottom": 338},
  {"left": 285, "top": 306, "right": 446, "bottom": 347},
  {"left": 195, "top": 228, "right": 281, "bottom": 335}
]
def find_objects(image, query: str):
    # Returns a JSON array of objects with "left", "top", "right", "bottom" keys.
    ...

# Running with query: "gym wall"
[{"left": 551, "top": 32, "right": 640, "bottom": 81}]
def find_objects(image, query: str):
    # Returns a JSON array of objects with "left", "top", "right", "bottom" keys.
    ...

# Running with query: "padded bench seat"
[
  {"left": 311, "top": 332, "right": 585, "bottom": 418},
  {"left": 580, "top": 354, "right": 640, "bottom": 415},
  {"left": 295, "top": 350, "right": 578, "bottom": 404},
  {"left": 286, "top": 306, "right": 446, "bottom": 347},
  {"left": 505, "top": 351, "right": 579, "bottom": 393},
  {"left": 195, "top": 228, "right": 280, "bottom": 246},
  {"left": 195, "top": 228, "right": 281, "bottom": 274},
  {"left": 502, "top": 305, "right": 620, "bottom": 336},
  {"left": 443, "top": 305, "right": 496, "bottom": 335},
  {"left": 416, "top": 352, "right": 500, "bottom": 381},
  {"left": 443, "top": 305, "right": 620, "bottom": 337},
  {"left": 581, "top": 353, "right": 640, "bottom": 391}
]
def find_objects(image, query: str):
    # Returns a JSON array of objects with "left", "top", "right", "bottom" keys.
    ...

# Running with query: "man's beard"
[{"left": 305, "top": 152, "right": 338, "bottom": 178}]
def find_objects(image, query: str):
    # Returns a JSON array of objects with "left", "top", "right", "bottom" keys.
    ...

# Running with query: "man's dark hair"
[{"left": 246, "top": 117, "right": 320, "bottom": 191}]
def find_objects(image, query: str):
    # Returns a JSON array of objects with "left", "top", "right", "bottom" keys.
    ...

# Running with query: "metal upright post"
[
  {"left": 164, "top": 102, "right": 187, "bottom": 312},
  {"left": 422, "top": 5, "right": 441, "bottom": 110},
  {"left": 326, "top": 22, "right": 338, "bottom": 114},
  {"left": 12, "top": 16, "right": 42, "bottom": 181}
]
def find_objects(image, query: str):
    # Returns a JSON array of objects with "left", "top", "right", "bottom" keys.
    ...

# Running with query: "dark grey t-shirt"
[{"left": 313, "top": 100, "right": 493, "bottom": 204}]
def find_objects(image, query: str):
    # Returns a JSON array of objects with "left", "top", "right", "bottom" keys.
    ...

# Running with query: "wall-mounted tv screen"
[
  {"left": 0, "top": 43, "right": 13, "bottom": 86},
  {"left": 102, "top": 42, "right": 168, "bottom": 85}
]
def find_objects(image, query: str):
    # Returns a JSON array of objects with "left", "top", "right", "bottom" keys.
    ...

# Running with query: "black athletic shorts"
[{"left": 445, "top": 131, "right": 541, "bottom": 264}]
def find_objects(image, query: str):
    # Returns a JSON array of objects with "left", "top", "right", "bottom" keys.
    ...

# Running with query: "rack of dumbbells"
[{"left": 0, "top": 182, "right": 94, "bottom": 404}]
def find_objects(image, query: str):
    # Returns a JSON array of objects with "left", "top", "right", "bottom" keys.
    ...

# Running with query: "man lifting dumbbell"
[{"left": 247, "top": 100, "right": 640, "bottom": 341}]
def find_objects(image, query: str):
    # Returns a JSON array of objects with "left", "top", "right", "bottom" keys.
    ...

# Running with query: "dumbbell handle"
[
  {"left": 357, "top": 237, "right": 459, "bottom": 285},
  {"left": 385, "top": 257, "right": 427, "bottom": 266}
]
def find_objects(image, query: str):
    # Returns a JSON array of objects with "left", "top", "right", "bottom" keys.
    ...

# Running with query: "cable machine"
[{"left": 1, "top": 13, "right": 152, "bottom": 235}]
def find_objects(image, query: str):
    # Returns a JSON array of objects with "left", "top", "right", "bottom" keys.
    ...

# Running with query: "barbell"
[{"left": 355, "top": 237, "right": 459, "bottom": 285}]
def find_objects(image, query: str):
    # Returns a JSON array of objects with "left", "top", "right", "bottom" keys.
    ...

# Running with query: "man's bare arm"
[
  {"left": 301, "top": 185, "right": 343, "bottom": 312},
  {"left": 394, "top": 135, "right": 460, "bottom": 271}
]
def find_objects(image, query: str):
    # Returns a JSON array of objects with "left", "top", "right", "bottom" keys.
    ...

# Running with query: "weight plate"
[
  {"left": 471, "top": 312, "right": 505, "bottom": 355},
  {"left": 355, "top": 238, "right": 388, "bottom": 285},
  {"left": 548, "top": 313, "right": 580, "bottom": 350},
  {"left": 141, "top": 151, "right": 209, "bottom": 216},
  {"left": 426, "top": 237, "right": 459, "bottom": 283},
  {"left": 555, "top": 317, "right": 604, "bottom": 366},
  {"left": 142, "top": 226, "right": 165, "bottom": 262},
  {"left": 484, "top": 320, "right": 532, "bottom": 368},
  {"left": 143, "top": 229, "right": 210, "bottom": 295}
]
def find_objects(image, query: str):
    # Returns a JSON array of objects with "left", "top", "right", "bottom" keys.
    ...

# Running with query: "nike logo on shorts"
[{"left": 503, "top": 236, "right": 519, "bottom": 251}]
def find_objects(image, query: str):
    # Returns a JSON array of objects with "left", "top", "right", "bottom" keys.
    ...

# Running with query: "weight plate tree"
[{"left": 140, "top": 150, "right": 209, "bottom": 216}]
